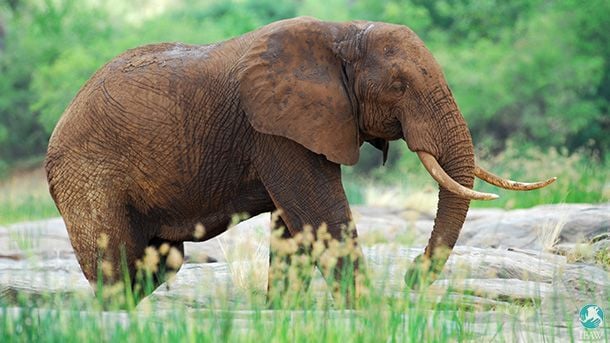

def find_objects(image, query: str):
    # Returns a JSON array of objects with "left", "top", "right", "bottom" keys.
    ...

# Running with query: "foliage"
[
  {"left": 0, "top": 3, "right": 606, "bottom": 340},
  {"left": 0, "top": 0, "right": 608, "bottom": 195},
  {"left": 343, "top": 140, "right": 609, "bottom": 208},
  {"left": 0, "top": 0, "right": 116, "bottom": 161},
  {"left": 0, "top": 168, "right": 58, "bottom": 224},
  {"left": 472, "top": 142, "right": 609, "bottom": 208}
]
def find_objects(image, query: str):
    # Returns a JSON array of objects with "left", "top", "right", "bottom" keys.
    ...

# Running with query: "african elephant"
[{"left": 45, "top": 17, "right": 555, "bottom": 305}]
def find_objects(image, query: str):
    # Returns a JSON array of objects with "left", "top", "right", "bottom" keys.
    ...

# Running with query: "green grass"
[
  {"left": 0, "top": 196, "right": 59, "bottom": 225},
  {"left": 0, "top": 274, "right": 581, "bottom": 342},
  {"left": 2, "top": 303, "right": 465, "bottom": 342},
  {"left": 343, "top": 142, "right": 609, "bottom": 209},
  {"left": 0, "top": 168, "right": 59, "bottom": 225},
  {"left": 0, "top": 256, "right": 604, "bottom": 342},
  {"left": 471, "top": 143, "right": 609, "bottom": 209}
]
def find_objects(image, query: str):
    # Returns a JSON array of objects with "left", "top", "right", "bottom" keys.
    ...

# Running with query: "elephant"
[{"left": 45, "top": 17, "right": 555, "bottom": 306}]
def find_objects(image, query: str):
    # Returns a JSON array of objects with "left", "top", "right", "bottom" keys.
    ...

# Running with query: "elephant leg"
[
  {"left": 255, "top": 135, "right": 363, "bottom": 308},
  {"left": 58, "top": 186, "right": 186, "bottom": 307},
  {"left": 59, "top": 190, "right": 148, "bottom": 308},
  {"left": 267, "top": 212, "right": 292, "bottom": 297},
  {"left": 267, "top": 211, "right": 315, "bottom": 307}
]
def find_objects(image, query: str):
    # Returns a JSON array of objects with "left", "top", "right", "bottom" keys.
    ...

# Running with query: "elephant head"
[{"left": 238, "top": 17, "right": 555, "bottom": 286}]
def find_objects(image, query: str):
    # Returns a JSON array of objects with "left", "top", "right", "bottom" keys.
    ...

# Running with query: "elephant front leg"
[
  {"left": 255, "top": 136, "right": 364, "bottom": 308},
  {"left": 267, "top": 211, "right": 315, "bottom": 307}
]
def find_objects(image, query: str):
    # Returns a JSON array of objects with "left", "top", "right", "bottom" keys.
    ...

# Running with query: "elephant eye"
[{"left": 390, "top": 81, "right": 406, "bottom": 94}]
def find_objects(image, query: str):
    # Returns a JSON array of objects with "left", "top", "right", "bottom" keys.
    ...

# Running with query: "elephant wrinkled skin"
[{"left": 45, "top": 17, "right": 555, "bottom": 305}]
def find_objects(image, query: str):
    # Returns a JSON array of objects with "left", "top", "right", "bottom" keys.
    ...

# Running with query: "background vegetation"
[
  {"left": 0, "top": 3, "right": 607, "bottom": 341},
  {"left": 0, "top": 0, "right": 608, "bottom": 224}
]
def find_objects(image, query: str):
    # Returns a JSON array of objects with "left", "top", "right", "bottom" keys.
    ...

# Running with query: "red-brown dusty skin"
[{"left": 45, "top": 17, "right": 553, "bottom": 305}]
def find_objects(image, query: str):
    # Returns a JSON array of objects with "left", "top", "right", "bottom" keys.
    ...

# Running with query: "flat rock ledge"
[{"left": 1, "top": 203, "right": 609, "bottom": 340}]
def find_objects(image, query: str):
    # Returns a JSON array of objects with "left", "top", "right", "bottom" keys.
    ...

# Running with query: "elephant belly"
[{"left": 147, "top": 169, "right": 274, "bottom": 242}]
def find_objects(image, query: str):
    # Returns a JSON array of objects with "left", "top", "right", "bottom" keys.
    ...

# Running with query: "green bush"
[
  {"left": 0, "top": 0, "right": 118, "bottom": 161},
  {"left": 0, "top": 0, "right": 608, "bottom": 187}
]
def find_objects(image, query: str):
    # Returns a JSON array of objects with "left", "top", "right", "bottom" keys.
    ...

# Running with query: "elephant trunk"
[
  {"left": 403, "top": 88, "right": 477, "bottom": 287},
  {"left": 422, "top": 134, "right": 474, "bottom": 271},
  {"left": 401, "top": 85, "right": 556, "bottom": 287}
]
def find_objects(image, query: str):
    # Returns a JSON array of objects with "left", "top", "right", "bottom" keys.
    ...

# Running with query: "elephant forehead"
[{"left": 366, "top": 25, "right": 432, "bottom": 64}]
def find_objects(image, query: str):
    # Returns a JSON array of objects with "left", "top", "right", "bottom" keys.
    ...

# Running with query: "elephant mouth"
[{"left": 415, "top": 150, "right": 557, "bottom": 200}]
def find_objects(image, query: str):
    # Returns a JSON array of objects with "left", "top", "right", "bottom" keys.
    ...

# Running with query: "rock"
[
  {"left": 1, "top": 203, "right": 609, "bottom": 341},
  {"left": 3, "top": 203, "right": 607, "bottom": 258},
  {"left": 458, "top": 203, "right": 610, "bottom": 250},
  {"left": 0, "top": 218, "right": 73, "bottom": 257},
  {"left": 447, "top": 247, "right": 565, "bottom": 282},
  {"left": 434, "top": 278, "right": 555, "bottom": 302},
  {"left": 354, "top": 203, "right": 610, "bottom": 250}
]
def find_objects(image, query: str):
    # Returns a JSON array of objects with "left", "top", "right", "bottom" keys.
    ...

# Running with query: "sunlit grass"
[
  {"left": 472, "top": 142, "right": 609, "bottom": 209},
  {"left": 0, "top": 168, "right": 58, "bottom": 225},
  {"left": 0, "top": 297, "right": 484, "bottom": 342},
  {"left": 344, "top": 142, "right": 609, "bottom": 209},
  {"left": 0, "top": 256, "right": 583, "bottom": 342}
]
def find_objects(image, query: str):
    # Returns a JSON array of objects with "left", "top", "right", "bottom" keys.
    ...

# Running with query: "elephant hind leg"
[
  {"left": 65, "top": 211, "right": 185, "bottom": 306},
  {"left": 57, "top": 186, "right": 183, "bottom": 306},
  {"left": 59, "top": 191, "right": 148, "bottom": 307},
  {"left": 92, "top": 233, "right": 185, "bottom": 306}
]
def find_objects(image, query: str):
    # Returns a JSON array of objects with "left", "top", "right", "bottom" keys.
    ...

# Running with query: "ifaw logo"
[{"left": 580, "top": 304, "right": 604, "bottom": 341}]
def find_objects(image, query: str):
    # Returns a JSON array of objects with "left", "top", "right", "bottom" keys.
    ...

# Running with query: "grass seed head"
[
  {"left": 158, "top": 243, "right": 170, "bottom": 256},
  {"left": 141, "top": 246, "right": 160, "bottom": 273},
  {"left": 166, "top": 247, "right": 183, "bottom": 270},
  {"left": 193, "top": 223, "right": 206, "bottom": 240},
  {"left": 97, "top": 233, "right": 109, "bottom": 250}
]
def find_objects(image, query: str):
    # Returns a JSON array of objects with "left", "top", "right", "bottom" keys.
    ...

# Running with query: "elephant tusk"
[
  {"left": 416, "top": 151, "right": 499, "bottom": 201},
  {"left": 474, "top": 165, "right": 557, "bottom": 191}
]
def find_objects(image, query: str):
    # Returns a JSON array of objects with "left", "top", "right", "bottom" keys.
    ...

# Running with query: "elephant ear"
[{"left": 237, "top": 18, "right": 360, "bottom": 165}]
